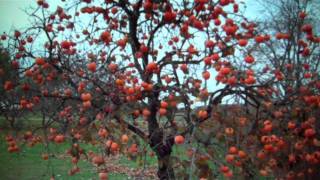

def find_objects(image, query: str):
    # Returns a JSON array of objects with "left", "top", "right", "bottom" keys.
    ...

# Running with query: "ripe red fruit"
[
  {"left": 110, "top": 142, "right": 119, "bottom": 152},
  {"left": 220, "top": 0, "right": 230, "bottom": 6},
  {"left": 299, "top": 11, "right": 307, "bottom": 19},
  {"left": 121, "top": 134, "right": 129, "bottom": 144},
  {"left": 238, "top": 39, "right": 248, "bottom": 47},
  {"left": 160, "top": 101, "right": 168, "bottom": 109},
  {"left": 111, "top": 7, "right": 118, "bottom": 14},
  {"left": 100, "top": 31, "right": 112, "bottom": 44},
  {"left": 142, "top": 108, "right": 151, "bottom": 117},
  {"left": 35, "top": 57, "right": 46, "bottom": 65},
  {"left": 81, "top": 93, "right": 92, "bottom": 101},
  {"left": 224, "top": 170, "right": 233, "bottom": 178},
  {"left": 146, "top": 62, "right": 158, "bottom": 73},
  {"left": 14, "top": 30, "right": 21, "bottom": 38},
  {"left": 225, "top": 154, "right": 234, "bottom": 163},
  {"left": 180, "top": 64, "right": 188, "bottom": 73},
  {"left": 159, "top": 108, "right": 167, "bottom": 116},
  {"left": 198, "top": 110, "right": 208, "bottom": 119},
  {"left": 304, "top": 128, "right": 316, "bottom": 138},
  {"left": 61, "top": 41, "right": 72, "bottom": 49},
  {"left": 4, "top": 81, "right": 14, "bottom": 91},
  {"left": 164, "top": 11, "right": 176, "bottom": 22},
  {"left": 245, "top": 55, "right": 255, "bottom": 64},
  {"left": 204, "top": 57, "right": 212, "bottom": 65},
  {"left": 87, "top": 62, "right": 97, "bottom": 72},
  {"left": 128, "top": 144, "right": 138, "bottom": 154},
  {"left": 263, "top": 123, "right": 273, "bottom": 132},
  {"left": 220, "top": 166, "right": 229, "bottom": 173},
  {"left": 202, "top": 71, "right": 210, "bottom": 80},
  {"left": 228, "top": 146, "right": 238, "bottom": 154},
  {"left": 83, "top": 101, "right": 91, "bottom": 108},
  {"left": 212, "top": 53, "right": 220, "bottom": 61},
  {"left": 227, "top": 76, "right": 237, "bottom": 86},
  {"left": 205, "top": 40, "right": 215, "bottom": 48},
  {"left": 287, "top": 121, "right": 296, "bottom": 129},
  {"left": 117, "top": 39, "right": 127, "bottom": 48},
  {"left": 1, "top": 34, "right": 7, "bottom": 40},
  {"left": 245, "top": 76, "right": 256, "bottom": 84},
  {"left": 108, "top": 63, "right": 118, "bottom": 72},
  {"left": 140, "top": 45, "right": 148, "bottom": 54},
  {"left": 301, "top": 24, "right": 313, "bottom": 33},
  {"left": 27, "top": 36, "right": 33, "bottom": 43},
  {"left": 98, "top": 128, "right": 108, "bottom": 138},
  {"left": 225, "top": 128, "right": 234, "bottom": 136},
  {"left": 174, "top": 135, "right": 185, "bottom": 145},
  {"left": 54, "top": 134, "right": 65, "bottom": 143},
  {"left": 255, "top": 35, "right": 265, "bottom": 43},
  {"left": 220, "top": 67, "right": 231, "bottom": 75},
  {"left": 238, "top": 150, "right": 247, "bottom": 158}
]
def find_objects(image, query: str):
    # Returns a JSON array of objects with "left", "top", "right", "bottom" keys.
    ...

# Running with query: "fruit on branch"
[
  {"left": 100, "top": 31, "right": 112, "bottom": 45},
  {"left": 197, "top": 110, "right": 208, "bottom": 119},
  {"left": 110, "top": 142, "right": 119, "bottom": 152},
  {"left": 202, "top": 71, "right": 210, "bottom": 80},
  {"left": 54, "top": 134, "right": 65, "bottom": 143},
  {"left": 174, "top": 135, "right": 185, "bottom": 145},
  {"left": 35, "top": 57, "right": 46, "bottom": 65},
  {"left": 121, "top": 134, "right": 129, "bottom": 144},
  {"left": 238, "top": 39, "right": 248, "bottom": 47},
  {"left": 245, "top": 55, "right": 255, "bottom": 64},
  {"left": 61, "top": 40, "right": 72, "bottom": 49},
  {"left": 87, "top": 62, "right": 97, "bottom": 72}
]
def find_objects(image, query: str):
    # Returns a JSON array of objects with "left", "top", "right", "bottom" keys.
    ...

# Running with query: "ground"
[
  {"left": 0, "top": 131, "right": 161, "bottom": 179},
  {"left": 0, "top": 115, "right": 272, "bottom": 179},
  {"left": 0, "top": 115, "right": 161, "bottom": 180}
]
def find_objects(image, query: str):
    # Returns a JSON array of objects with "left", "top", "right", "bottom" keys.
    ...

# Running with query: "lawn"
[
  {"left": 0, "top": 115, "right": 158, "bottom": 180},
  {"left": 0, "top": 115, "right": 271, "bottom": 180},
  {"left": 0, "top": 136, "right": 133, "bottom": 180}
]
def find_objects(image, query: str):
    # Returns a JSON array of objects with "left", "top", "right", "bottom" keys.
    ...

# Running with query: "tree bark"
[
  {"left": 146, "top": 85, "right": 175, "bottom": 179},
  {"left": 149, "top": 123, "right": 175, "bottom": 179},
  {"left": 157, "top": 153, "right": 175, "bottom": 180}
]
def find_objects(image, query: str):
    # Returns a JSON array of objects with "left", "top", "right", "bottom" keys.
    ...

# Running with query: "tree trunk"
[
  {"left": 147, "top": 86, "right": 175, "bottom": 179},
  {"left": 149, "top": 127, "right": 175, "bottom": 179},
  {"left": 157, "top": 153, "right": 175, "bottom": 180}
]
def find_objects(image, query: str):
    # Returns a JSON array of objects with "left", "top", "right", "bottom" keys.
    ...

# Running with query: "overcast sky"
[
  {"left": 0, "top": 0, "right": 262, "bottom": 34},
  {"left": 0, "top": 0, "right": 264, "bottom": 105}
]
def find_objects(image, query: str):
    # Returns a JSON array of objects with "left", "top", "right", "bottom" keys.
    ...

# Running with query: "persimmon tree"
[
  {"left": 0, "top": 46, "right": 28, "bottom": 130},
  {"left": 236, "top": 0, "right": 320, "bottom": 179},
  {"left": 1, "top": 0, "right": 319, "bottom": 179}
]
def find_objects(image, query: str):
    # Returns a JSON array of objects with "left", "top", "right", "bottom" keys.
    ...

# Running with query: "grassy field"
[
  {"left": 0, "top": 135, "right": 136, "bottom": 180},
  {"left": 0, "top": 115, "right": 272, "bottom": 180},
  {"left": 0, "top": 115, "right": 159, "bottom": 180}
]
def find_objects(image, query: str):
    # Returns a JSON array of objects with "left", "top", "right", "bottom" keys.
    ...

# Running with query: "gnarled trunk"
[
  {"left": 157, "top": 153, "right": 175, "bottom": 180},
  {"left": 147, "top": 86, "right": 175, "bottom": 179},
  {"left": 149, "top": 127, "right": 175, "bottom": 179}
]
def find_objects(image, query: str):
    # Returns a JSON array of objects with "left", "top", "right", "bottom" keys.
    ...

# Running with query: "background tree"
[{"left": 0, "top": 44, "right": 27, "bottom": 129}]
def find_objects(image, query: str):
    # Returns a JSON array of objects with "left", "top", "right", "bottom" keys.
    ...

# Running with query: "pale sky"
[
  {"left": 0, "top": 0, "right": 30, "bottom": 33},
  {"left": 0, "top": 0, "right": 262, "bottom": 34},
  {"left": 0, "top": 0, "right": 263, "bottom": 105}
]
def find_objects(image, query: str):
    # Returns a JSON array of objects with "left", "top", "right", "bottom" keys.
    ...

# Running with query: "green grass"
[
  {"left": 0, "top": 114, "right": 159, "bottom": 180},
  {"left": 0, "top": 114, "right": 273, "bottom": 180},
  {"left": 0, "top": 136, "right": 131, "bottom": 180}
]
